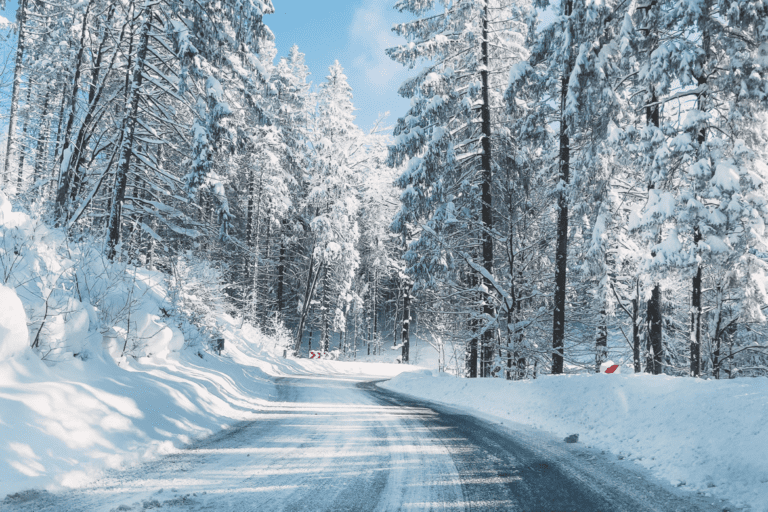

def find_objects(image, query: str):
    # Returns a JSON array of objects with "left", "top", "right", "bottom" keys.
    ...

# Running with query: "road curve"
[{"left": 2, "top": 373, "right": 729, "bottom": 512}]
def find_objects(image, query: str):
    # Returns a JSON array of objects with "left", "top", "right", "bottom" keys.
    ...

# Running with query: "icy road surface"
[{"left": 3, "top": 373, "right": 728, "bottom": 512}]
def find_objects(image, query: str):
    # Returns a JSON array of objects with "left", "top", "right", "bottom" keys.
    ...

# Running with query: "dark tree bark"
[
  {"left": 647, "top": 285, "right": 664, "bottom": 374},
  {"left": 144, "top": 145, "right": 162, "bottom": 270},
  {"left": 16, "top": 85, "right": 33, "bottom": 191},
  {"left": 691, "top": 228, "right": 703, "bottom": 376},
  {"left": 595, "top": 309, "right": 608, "bottom": 373},
  {"left": 68, "top": 5, "right": 120, "bottom": 206},
  {"left": 632, "top": 280, "right": 641, "bottom": 373},
  {"left": 479, "top": 3, "right": 495, "bottom": 378},
  {"left": 277, "top": 220, "right": 286, "bottom": 315},
  {"left": 2, "top": 0, "right": 28, "bottom": 186},
  {"left": 294, "top": 250, "right": 323, "bottom": 354},
  {"left": 365, "top": 267, "right": 379, "bottom": 355},
  {"left": 106, "top": 5, "right": 151, "bottom": 260},
  {"left": 552, "top": 0, "right": 574, "bottom": 375},
  {"left": 244, "top": 166, "right": 255, "bottom": 309},
  {"left": 49, "top": 86, "right": 69, "bottom": 197},
  {"left": 690, "top": 10, "right": 710, "bottom": 376},
  {"left": 401, "top": 277, "right": 411, "bottom": 363},
  {"left": 54, "top": 0, "right": 93, "bottom": 224},
  {"left": 32, "top": 91, "right": 51, "bottom": 187},
  {"left": 466, "top": 268, "right": 478, "bottom": 378},
  {"left": 646, "top": 91, "right": 664, "bottom": 375},
  {"left": 321, "top": 266, "right": 330, "bottom": 352}
]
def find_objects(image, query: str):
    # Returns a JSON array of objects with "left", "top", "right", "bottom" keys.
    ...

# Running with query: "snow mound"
[{"left": 0, "top": 283, "right": 29, "bottom": 359}]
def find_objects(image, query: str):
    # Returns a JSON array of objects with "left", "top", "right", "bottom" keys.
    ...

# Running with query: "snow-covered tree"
[
  {"left": 388, "top": 0, "right": 530, "bottom": 377},
  {"left": 294, "top": 62, "right": 363, "bottom": 352}
]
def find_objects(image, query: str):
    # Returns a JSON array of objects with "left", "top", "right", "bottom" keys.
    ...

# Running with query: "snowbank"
[
  {"left": 0, "top": 283, "right": 29, "bottom": 360},
  {"left": 381, "top": 372, "right": 768, "bottom": 511},
  {"left": 0, "top": 328, "right": 272, "bottom": 495}
]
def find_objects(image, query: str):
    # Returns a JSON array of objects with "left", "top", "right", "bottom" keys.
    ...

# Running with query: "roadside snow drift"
[
  {"left": 0, "top": 283, "right": 28, "bottom": 360},
  {"left": 0, "top": 317, "right": 273, "bottom": 496},
  {"left": 381, "top": 371, "right": 768, "bottom": 512}
]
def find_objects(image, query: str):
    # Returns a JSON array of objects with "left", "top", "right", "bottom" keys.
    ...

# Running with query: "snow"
[
  {"left": 703, "top": 234, "right": 731, "bottom": 254},
  {"left": 681, "top": 109, "right": 712, "bottom": 131},
  {"left": 381, "top": 371, "right": 768, "bottom": 512},
  {"left": 0, "top": 284, "right": 29, "bottom": 360},
  {"left": 711, "top": 160, "right": 741, "bottom": 192},
  {"left": 641, "top": 189, "right": 676, "bottom": 224}
]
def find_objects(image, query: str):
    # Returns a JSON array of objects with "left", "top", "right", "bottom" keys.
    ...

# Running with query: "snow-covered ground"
[{"left": 381, "top": 368, "right": 768, "bottom": 511}]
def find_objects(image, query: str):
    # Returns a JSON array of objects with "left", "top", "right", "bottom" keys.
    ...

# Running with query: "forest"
[{"left": 1, "top": 0, "right": 768, "bottom": 381}]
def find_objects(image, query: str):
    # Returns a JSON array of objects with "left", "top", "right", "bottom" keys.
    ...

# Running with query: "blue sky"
[
  {"left": 269, "top": 0, "right": 412, "bottom": 131},
  {"left": 0, "top": 0, "right": 412, "bottom": 132}
]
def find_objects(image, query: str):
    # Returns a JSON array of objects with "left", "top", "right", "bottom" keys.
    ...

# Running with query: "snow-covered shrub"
[
  {"left": 0, "top": 191, "right": 184, "bottom": 363},
  {"left": 266, "top": 313, "right": 293, "bottom": 356},
  {"left": 167, "top": 251, "right": 228, "bottom": 353},
  {"left": 0, "top": 193, "right": 98, "bottom": 361}
]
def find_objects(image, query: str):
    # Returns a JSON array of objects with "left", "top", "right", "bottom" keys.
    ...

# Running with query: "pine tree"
[
  {"left": 294, "top": 62, "right": 363, "bottom": 353},
  {"left": 389, "top": 0, "right": 530, "bottom": 377}
]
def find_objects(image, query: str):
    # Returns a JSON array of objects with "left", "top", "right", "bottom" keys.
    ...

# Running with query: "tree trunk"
[
  {"left": 2, "top": 0, "right": 28, "bottom": 187},
  {"left": 277, "top": 220, "right": 286, "bottom": 316},
  {"left": 68, "top": 4, "right": 120, "bottom": 206},
  {"left": 33, "top": 91, "right": 51, "bottom": 187},
  {"left": 479, "top": 3, "right": 495, "bottom": 378},
  {"left": 632, "top": 280, "right": 641, "bottom": 373},
  {"left": 49, "top": 87, "right": 68, "bottom": 197},
  {"left": 466, "top": 268, "right": 478, "bottom": 378},
  {"left": 690, "top": 228, "right": 703, "bottom": 376},
  {"left": 106, "top": 4, "right": 151, "bottom": 260},
  {"left": 401, "top": 283, "right": 411, "bottom": 363},
  {"left": 595, "top": 308, "right": 608, "bottom": 373},
  {"left": 647, "top": 284, "right": 663, "bottom": 374},
  {"left": 245, "top": 166, "right": 255, "bottom": 308},
  {"left": 372, "top": 268, "right": 378, "bottom": 344},
  {"left": 321, "top": 266, "right": 330, "bottom": 352},
  {"left": 690, "top": 7, "right": 710, "bottom": 376},
  {"left": 294, "top": 251, "right": 323, "bottom": 354},
  {"left": 145, "top": 146, "right": 162, "bottom": 270},
  {"left": 54, "top": 0, "right": 93, "bottom": 224},
  {"left": 16, "top": 85, "right": 33, "bottom": 191},
  {"left": 711, "top": 285, "right": 724, "bottom": 379},
  {"left": 646, "top": 90, "right": 664, "bottom": 375},
  {"left": 552, "top": 0, "right": 574, "bottom": 375},
  {"left": 264, "top": 206, "right": 272, "bottom": 323}
]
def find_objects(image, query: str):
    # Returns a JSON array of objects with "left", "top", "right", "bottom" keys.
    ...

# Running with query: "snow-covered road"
[{"left": 2, "top": 373, "right": 729, "bottom": 512}]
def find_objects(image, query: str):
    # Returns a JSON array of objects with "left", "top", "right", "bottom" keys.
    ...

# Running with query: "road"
[{"left": 2, "top": 373, "right": 729, "bottom": 512}]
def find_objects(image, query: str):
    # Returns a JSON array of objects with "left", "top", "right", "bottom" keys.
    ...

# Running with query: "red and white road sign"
[
  {"left": 309, "top": 350, "right": 327, "bottom": 359},
  {"left": 604, "top": 364, "right": 619, "bottom": 374}
]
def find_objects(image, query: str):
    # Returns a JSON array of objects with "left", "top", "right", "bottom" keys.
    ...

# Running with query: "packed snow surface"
[{"left": 381, "top": 370, "right": 768, "bottom": 511}]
